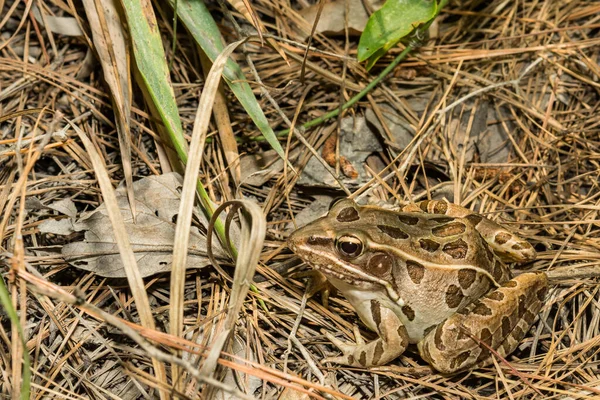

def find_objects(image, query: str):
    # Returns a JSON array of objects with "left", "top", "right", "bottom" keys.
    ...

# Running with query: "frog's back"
[{"left": 356, "top": 207, "right": 512, "bottom": 341}]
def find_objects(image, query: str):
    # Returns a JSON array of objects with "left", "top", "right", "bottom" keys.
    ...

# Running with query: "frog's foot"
[
  {"left": 418, "top": 272, "right": 548, "bottom": 374},
  {"left": 403, "top": 200, "right": 536, "bottom": 263},
  {"left": 322, "top": 300, "right": 409, "bottom": 367},
  {"left": 290, "top": 269, "right": 336, "bottom": 308}
]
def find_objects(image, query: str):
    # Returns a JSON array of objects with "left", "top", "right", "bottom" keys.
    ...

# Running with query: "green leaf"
[
  {"left": 358, "top": 0, "right": 438, "bottom": 67},
  {"left": 173, "top": 0, "right": 289, "bottom": 164}
]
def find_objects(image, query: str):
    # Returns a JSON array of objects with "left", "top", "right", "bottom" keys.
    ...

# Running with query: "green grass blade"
[
  {"left": 0, "top": 276, "right": 31, "bottom": 399},
  {"left": 172, "top": 0, "right": 288, "bottom": 164}
]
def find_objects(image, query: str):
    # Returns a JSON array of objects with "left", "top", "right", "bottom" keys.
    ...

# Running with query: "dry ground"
[{"left": 1, "top": 0, "right": 600, "bottom": 399}]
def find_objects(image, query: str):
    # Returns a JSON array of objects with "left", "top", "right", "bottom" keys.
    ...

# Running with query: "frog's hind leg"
[
  {"left": 402, "top": 200, "right": 536, "bottom": 263},
  {"left": 417, "top": 272, "right": 548, "bottom": 374}
]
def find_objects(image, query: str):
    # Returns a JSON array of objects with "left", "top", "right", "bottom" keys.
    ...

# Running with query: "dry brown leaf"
[{"left": 48, "top": 173, "right": 231, "bottom": 278}]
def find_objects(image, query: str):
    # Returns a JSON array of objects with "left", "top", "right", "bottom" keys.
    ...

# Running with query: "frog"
[{"left": 287, "top": 198, "right": 548, "bottom": 373}]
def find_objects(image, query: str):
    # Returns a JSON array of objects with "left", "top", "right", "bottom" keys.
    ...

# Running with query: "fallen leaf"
[
  {"left": 297, "top": 116, "right": 382, "bottom": 188},
  {"left": 47, "top": 198, "right": 78, "bottom": 219},
  {"left": 47, "top": 173, "right": 232, "bottom": 278},
  {"left": 239, "top": 149, "right": 293, "bottom": 187}
]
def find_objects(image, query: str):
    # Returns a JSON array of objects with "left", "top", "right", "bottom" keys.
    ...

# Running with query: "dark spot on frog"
[
  {"left": 430, "top": 216, "right": 454, "bottom": 224},
  {"left": 458, "top": 269, "right": 476, "bottom": 289},
  {"left": 511, "top": 325, "right": 525, "bottom": 342},
  {"left": 432, "top": 221, "right": 467, "bottom": 237},
  {"left": 418, "top": 200, "right": 432, "bottom": 212},
  {"left": 397, "top": 214, "right": 419, "bottom": 225},
  {"left": 397, "top": 325, "right": 409, "bottom": 347},
  {"left": 406, "top": 260, "right": 425, "bottom": 284},
  {"left": 358, "top": 351, "right": 367, "bottom": 366},
  {"left": 372, "top": 341, "right": 384, "bottom": 365},
  {"left": 457, "top": 307, "right": 470, "bottom": 315},
  {"left": 536, "top": 286, "right": 547, "bottom": 301},
  {"left": 475, "top": 347, "right": 491, "bottom": 364},
  {"left": 518, "top": 294, "right": 527, "bottom": 317},
  {"left": 494, "top": 231, "right": 512, "bottom": 245},
  {"left": 504, "top": 280, "right": 518, "bottom": 288},
  {"left": 501, "top": 316, "right": 512, "bottom": 337},
  {"left": 370, "top": 299, "right": 382, "bottom": 327},
  {"left": 445, "top": 284, "right": 464, "bottom": 308},
  {"left": 492, "top": 260, "right": 506, "bottom": 281},
  {"left": 336, "top": 207, "right": 360, "bottom": 222},
  {"left": 434, "top": 324, "right": 446, "bottom": 350},
  {"left": 402, "top": 305, "right": 415, "bottom": 321},
  {"left": 486, "top": 291, "right": 504, "bottom": 301},
  {"left": 480, "top": 328, "right": 493, "bottom": 345},
  {"left": 367, "top": 253, "right": 393, "bottom": 277},
  {"left": 377, "top": 225, "right": 409, "bottom": 240},
  {"left": 472, "top": 301, "right": 493, "bottom": 316},
  {"left": 523, "top": 310, "right": 536, "bottom": 324},
  {"left": 451, "top": 351, "right": 471, "bottom": 371},
  {"left": 464, "top": 213, "right": 483, "bottom": 226},
  {"left": 419, "top": 238, "right": 440, "bottom": 252},
  {"left": 512, "top": 241, "right": 529, "bottom": 250},
  {"left": 442, "top": 238, "right": 469, "bottom": 259},
  {"left": 432, "top": 201, "right": 449, "bottom": 214}
]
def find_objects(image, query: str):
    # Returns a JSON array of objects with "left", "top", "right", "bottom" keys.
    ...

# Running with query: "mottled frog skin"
[{"left": 287, "top": 198, "right": 548, "bottom": 373}]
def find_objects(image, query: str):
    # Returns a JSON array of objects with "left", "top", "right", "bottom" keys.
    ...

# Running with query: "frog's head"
[{"left": 287, "top": 198, "right": 397, "bottom": 292}]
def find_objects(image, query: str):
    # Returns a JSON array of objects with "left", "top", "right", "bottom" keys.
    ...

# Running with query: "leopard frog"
[{"left": 287, "top": 198, "right": 548, "bottom": 373}]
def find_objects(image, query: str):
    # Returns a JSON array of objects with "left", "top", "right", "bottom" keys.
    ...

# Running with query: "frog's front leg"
[
  {"left": 417, "top": 272, "right": 548, "bottom": 374},
  {"left": 323, "top": 299, "right": 409, "bottom": 367}
]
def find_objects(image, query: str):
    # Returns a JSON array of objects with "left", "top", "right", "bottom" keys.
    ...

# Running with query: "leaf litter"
[{"left": 39, "top": 172, "right": 234, "bottom": 277}]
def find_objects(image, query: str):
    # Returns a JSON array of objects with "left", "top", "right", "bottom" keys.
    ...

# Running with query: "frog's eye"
[{"left": 336, "top": 235, "right": 363, "bottom": 258}]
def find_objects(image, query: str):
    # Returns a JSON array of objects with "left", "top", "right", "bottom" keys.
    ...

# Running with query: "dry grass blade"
[
  {"left": 67, "top": 120, "right": 168, "bottom": 398},
  {"left": 169, "top": 38, "right": 248, "bottom": 389},
  {"left": 199, "top": 53, "right": 241, "bottom": 187},
  {"left": 81, "top": 0, "right": 136, "bottom": 219},
  {"left": 202, "top": 199, "right": 266, "bottom": 384}
]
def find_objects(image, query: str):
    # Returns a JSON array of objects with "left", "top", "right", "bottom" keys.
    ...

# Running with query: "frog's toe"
[
  {"left": 324, "top": 332, "right": 355, "bottom": 354},
  {"left": 322, "top": 354, "right": 355, "bottom": 365},
  {"left": 322, "top": 332, "right": 361, "bottom": 366},
  {"left": 353, "top": 325, "right": 365, "bottom": 345}
]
